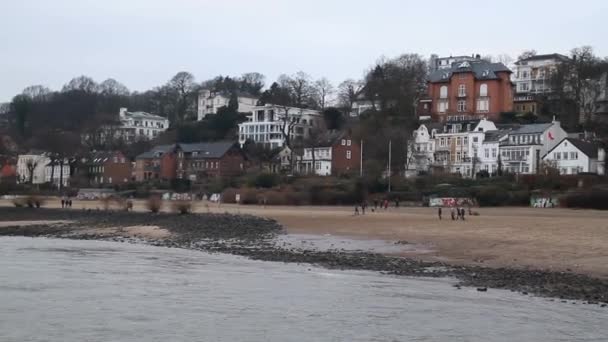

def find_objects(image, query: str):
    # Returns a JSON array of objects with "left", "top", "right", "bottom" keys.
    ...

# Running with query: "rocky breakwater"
[{"left": 0, "top": 207, "right": 607, "bottom": 307}]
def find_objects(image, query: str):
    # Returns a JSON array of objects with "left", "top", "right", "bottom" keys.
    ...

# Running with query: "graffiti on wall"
[
  {"left": 530, "top": 196, "right": 559, "bottom": 208},
  {"left": 429, "top": 197, "right": 475, "bottom": 207}
]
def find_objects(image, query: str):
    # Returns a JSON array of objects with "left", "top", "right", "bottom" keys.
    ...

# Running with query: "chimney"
[
  {"left": 476, "top": 54, "right": 481, "bottom": 60},
  {"left": 119, "top": 107, "right": 127, "bottom": 118}
]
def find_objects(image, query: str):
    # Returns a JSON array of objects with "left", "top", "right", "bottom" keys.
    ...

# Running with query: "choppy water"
[{"left": 0, "top": 237, "right": 605, "bottom": 342}]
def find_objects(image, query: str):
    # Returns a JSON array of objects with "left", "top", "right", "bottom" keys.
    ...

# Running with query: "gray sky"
[{"left": 1, "top": 0, "right": 607, "bottom": 102}]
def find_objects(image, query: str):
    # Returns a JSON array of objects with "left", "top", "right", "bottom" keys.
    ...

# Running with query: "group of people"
[
  {"left": 354, "top": 198, "right": 401, "bottom": 215},
  {"left": 437, "top": 207, "right": 469, "bottom": 220},
  {"left": 61, "top": 197, "right": 73, "bottom": 208}
]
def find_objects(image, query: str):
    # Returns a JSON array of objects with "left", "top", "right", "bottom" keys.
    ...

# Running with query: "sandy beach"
[{"left": 2, "top": 198, "right": 608, "bottom": 278}]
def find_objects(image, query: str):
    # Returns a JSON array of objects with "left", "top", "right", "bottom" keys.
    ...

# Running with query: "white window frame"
[
  {"left": 458, "top": 84, "right": 466, "bottom": 97},
  {"left": 346, "top": 151, "right": 352, "bottom": 160},
  {"left": 457, "top": 100, "right": 466, "bottom": 112}
]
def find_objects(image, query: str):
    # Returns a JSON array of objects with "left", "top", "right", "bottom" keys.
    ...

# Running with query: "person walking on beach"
[
  {"left": 384, "top": 199, "right": 389, "bottom": 210},
  {"left": 460, "top": 207, "right": 466, "bottom": 220},
  {"left": 354, "top": 206, "right": 360, "bottom": 216},
  {"left": 373, "top": 199, "right": 378, "bottom": 210},
  {"left": 361, "top": 202, "right": 367, "bottom": 215},
  {"left": 61, "top": 197, "right": 65, "bottom": 208},
  {"left": 438, "top": 207, "right": 442, "bottom": 220},
  {"left": 451, "top": 207, "right": 456, "bottom": 220}
]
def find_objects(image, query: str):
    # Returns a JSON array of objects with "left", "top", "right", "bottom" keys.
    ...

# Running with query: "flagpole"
[
  {"left": 360, "top": 140, "right": 363, "bottom": 177},
  {"left": 388, "top": 140, "right": 392, "bottom": 193}
]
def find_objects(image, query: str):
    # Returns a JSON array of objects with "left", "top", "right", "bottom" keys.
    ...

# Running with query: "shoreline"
[{"left": 0, "top": 207, "right": 607, "bottom": 306}]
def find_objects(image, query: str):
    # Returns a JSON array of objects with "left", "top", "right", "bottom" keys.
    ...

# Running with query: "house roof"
[
  {"left": 510, "top": 123, "right": 553, "bottom": 135},
  {"left": 86, "top": 151, "right": 123, "bottom": 165},
  {"left": 135, "top": 144, "right": 174, "bottom": 160},
  {"left": 429, "top": 60, "right": 511, "bottom": 83},
  {"left": 178, "top": 142, "right": 236, "bottom": 159},
  {"left": 515, "top": 53, "right": 570, "bottom": 64},
  {"left": 484, "top": 130, "right": 510, "bottom": 142},
  {"left": 123, "top": 110, "right": 166, "bottom": 121},
  {"left": 548, "top": 138, "right": 600, "bottom": 159}
]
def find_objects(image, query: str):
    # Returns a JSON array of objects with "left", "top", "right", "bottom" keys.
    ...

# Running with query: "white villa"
[
  {"left": 197, "top": 90, "right": 258, "bottom": 120},
  {"left": 17, "top": 153, "right": 50, "bottom": 184},
  {"left": 543, "top": 138, "right": 605, "bottom": 175},
  {"left": 499, "top": 120, "right": 567, "bottom": 174},
  {"left": 115, "top": 108, "right": 169, "bottom": 141},
  {"left": 238, "top": 104, "right": 323, "bottom": 149}
]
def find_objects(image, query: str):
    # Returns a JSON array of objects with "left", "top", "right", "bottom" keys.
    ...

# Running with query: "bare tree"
[
  {"left": 337, "top": 79, "right": 363, "bottom": 112},
  {"left": 62, "top": 75, "right": 99, "bottom": 93},
  {"left": 167, "top": 72, "right": 198, "bottom": 123},
  {"left": 22, "top": 85, "right": 51, "bottom": 100},
  {"left": 312, "top": 78, "right": 334, "bottom": 110},
  {"left": 25, "top": 158, "right": 39, "bottom": 184},
  {"left": 279, "top": 71, "right": 315, "bottom": 108},
  {"left": 99, "top": 78, "right": 130, "bottom": 96},
  {"left": 240, "top": 72, "right": 266, "bottom": 95},
  {"left": 517, "top": 50, "right": 538, "bottom": 61}
]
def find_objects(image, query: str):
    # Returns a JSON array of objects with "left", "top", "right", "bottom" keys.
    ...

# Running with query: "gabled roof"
[
  {"left": 510, "top": 123, "right": 553, "bottom": 135},
  {"left": 178, "top": 142, "right": 236, "bottom": 159},
  {"left": 429, "top": 60, "right": 511, "bottom": 83},
  {"left": 547, "top": 138, "right": 600, "bottom": 159},
  {"left": 123, "top": 110, "right": 167, "bottom": 121}
]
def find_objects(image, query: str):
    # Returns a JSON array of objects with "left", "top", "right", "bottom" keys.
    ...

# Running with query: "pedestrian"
[
  {"left": 69, "top": 199, "right": 73, "bottom": 208},
  {"left": 384, "top": 199, "right": 389, "bottom": 210},
  {"left": 395, "top": 198, "right": 400, "bottom": 208},
  {"left": 460, "top": 207, "right": 466, "bottom": 220},
  {"left": 362, "top": 201, "right": 367, "bottom": 215},
  {"left": 61, "top": 198, "right": 65, "bottom": 208},
  {"left": 354, "top": 206, "right": 360, "bottom": 216},
  {"left": 373, "top": 199, "right": 378, "bottom": 210},
  {"left": 438, "top": 207, "right": 442, "bottom": 220},
  {"left": 451, "top": 207, "right": 456, "bottom": 220}
]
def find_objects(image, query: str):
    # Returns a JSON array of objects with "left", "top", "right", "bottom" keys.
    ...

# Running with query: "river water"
[{"left": 0, "top": 237, "right": 605, "bottom": 342}]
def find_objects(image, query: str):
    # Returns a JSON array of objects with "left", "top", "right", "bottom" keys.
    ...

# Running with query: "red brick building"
[
  {"left": 135, "top": 142, "right": 245, "bottom": 182},
  {"left": 426, "top": 58, "right": 513, "bottom": 122},
  {"left": 298, "top": 131, "right": 361, "bottom": 176},
  {"left": 331, "top": 133, "right": 361, "bottom": 175},
  {"left": 87, "top": 151, "right": 133, "bottom": 185}
]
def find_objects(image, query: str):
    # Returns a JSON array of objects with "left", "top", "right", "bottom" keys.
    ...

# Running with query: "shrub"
[
  {"left": 25, "top": 195, "right": 44, "bottom": 208},
  {"left": 172, "top": 200, "right": 192, "bottom": 215},
  {"left": 146, "top": 196, "right": 162, "bottom": 213},
  {"left": 560, "top": 189, "right": 608, "bottom": 210},
  {"left": 12, "top": 197, "right": 25, "bottom": 207},
  {"left": 252, "top": 173, "right": 280, "bottom": 188}
]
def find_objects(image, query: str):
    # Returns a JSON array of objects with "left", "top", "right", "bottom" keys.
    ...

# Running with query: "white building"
[
  {"left": 114, "top": 108, "right": 169, "bottom": 141},
  {"left": 499, "top": 120, "right": 567, "bottom": 174},
  {"left": 406, "top": 123, "right": 438, "bottom": 176},
  {"left": 429, "top": 54, "right": 478, "bottom": 73},
  {"left": 299, "top": 146, "right": 332, "bottom": 176},
  {"left": 432, "top": 118, "right": 497, "bottom": 177},
  {"left": 478, "top": 130, "right": 509, "bottom": 175},
  {"left": 17, "top": 153, "right": 50, "bottom": 184},
  {"left": 543, "top": 138, "right": 605, "bottom": 175},
  {"left": 44, "top": 158, "right": 75, "bottom": 188},
  {"left": 238, "top": 104, "right": 323, "bottom": 149},
  {"left": 197, "top": 90, "right": 258, "bottom": 120},
  {"left": 512, "top": 53, "right": 569, "bottom": 114}
]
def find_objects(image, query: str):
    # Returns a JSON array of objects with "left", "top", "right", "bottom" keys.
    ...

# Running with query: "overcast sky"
[{"left": 1, "top": 0, "right": 607, "bottom": 102}]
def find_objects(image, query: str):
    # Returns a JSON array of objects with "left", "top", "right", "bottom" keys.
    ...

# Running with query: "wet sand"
[{"left": 2, "top": 199, "right": 608, "bottom": 278}]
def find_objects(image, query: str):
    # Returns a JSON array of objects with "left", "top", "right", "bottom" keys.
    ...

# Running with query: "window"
[
  {"left": 570, "top": 152, "right": 578, "bottom": 159},
  {"left": 463, "top": 137, "right": 468, "bottom": 145},
  {"left": 555, "top": 152, "right": 561, "bottom": 160},
  {"left": 479, "top": 84, "right": 488, "bottom": 97},
  {"left": 438, "top": 101, "right": 447, "bottom": 113},
  {"left": 456, "top": 152, "right": 462, "bottom": 162},
  {"left": 456, "top": 137, "right": 461, "bottom": 146},
  {"left": 563, "top": 152, "right": 568, "bottom": 160},
  {"left": 473, "top": 137, "right": 479, "bottom": 143},
  {"left": 457, "top": 100, "right": 466, "bottom": 112},
  {"left": 458, "top": 84, "right": 466, "bottom": 97},
  {"left": 439, "top": 86, "right": 448, "bottom": 99},
  {"left": 477, "top": 99, "right": 489, "bottom": 112},
  {"left": 492, "top": 148, "right": 497, "bottom": 158},
  {"left": 341, "top": 139, "right": 346, "bottom": 146},
  {"left": 346, "top": 151, "right": 352, "bottom": 160},
  {"left": 440, "top": 138, "right": 446, "bottom": 147},
  {"left": 347, "top": 140, "right": 351, "bottom": 146},
  {"left": 519, "top": 83, "right": 530, "bottom": 92},
  {"left": 485, "top": 149, "right": 489, "bottom": 158}
]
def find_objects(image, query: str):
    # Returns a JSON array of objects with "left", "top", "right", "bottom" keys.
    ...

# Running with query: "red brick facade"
[
  {"left": 427, "top": 61, "right": 513, "bottom": 122},
  {"left": 331, "top": 135, "right": 361, "bottom": 175},
  {"left": 88, "top": 151, "right": 132, "bottom": 185}
]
